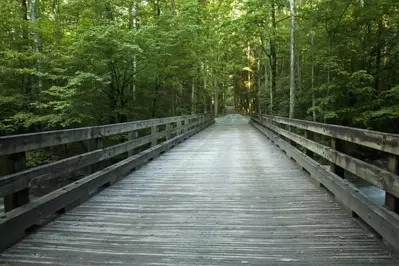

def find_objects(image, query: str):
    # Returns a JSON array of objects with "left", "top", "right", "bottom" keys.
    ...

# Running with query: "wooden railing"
[
  {"left": 0, "top": 114, "right": 214, "bottom": 251},
  {"left": 251, "top": 115, "right": 399, "bottom": 251}
]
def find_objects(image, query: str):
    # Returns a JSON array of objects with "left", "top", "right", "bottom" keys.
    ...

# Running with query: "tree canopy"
[{"left": 1, "top": 0, "right": 399, "bottom": 135}]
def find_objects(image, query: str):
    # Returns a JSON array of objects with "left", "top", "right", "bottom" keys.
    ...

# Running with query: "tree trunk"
[
  {"left": 214, "top": 78, "right": 219, "bottom": 117},
  {"left": 30, "top": 0, "right": 43, "bottom": 97},
  {"left": 191, "top": 77, "right": 196, "bottom": 114},
  {"left": 203, "top": 64, "right": 207, "bottom": 114},
  {"left": 310, "top": 0, "right": 316, "bottom": 121},
  {"left": 269, "top": 0, "right": 277, "bottom": 114},
  {"left": 289, "top": 0, "right": 295, "bottom": 118}
]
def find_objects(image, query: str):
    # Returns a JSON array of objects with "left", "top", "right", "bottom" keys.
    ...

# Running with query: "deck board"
[{"left": 1, "top": 115, "right": 397, "bottom": 265}]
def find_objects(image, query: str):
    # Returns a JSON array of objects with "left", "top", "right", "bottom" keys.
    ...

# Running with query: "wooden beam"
[
  {"left": 250, "top": 119, "right": 399, "bottom": 252},
  {"left": 262, "top": 115, "right": 399, "bottom": 156},
  {"left": 386, "top": 155, "right": 399, "bottom": 214},
  {"left": 0, "top": 124, "right": 202, "bottom": 198},
  {"left": 0, "top": 118, "right": 214, "bottom": 252},
  {"left": 0, "top": 115, "right": 201, "bottom": 156},
  {"left": 1, "top": 152, "right": 29, "bottom": 212},
  {"left": 254, "top": 117, "right": 399, "bottom": 198}
]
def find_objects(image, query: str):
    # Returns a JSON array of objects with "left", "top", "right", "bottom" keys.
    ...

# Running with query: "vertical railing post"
[
  {"left": 386, "top": 154, "right": 399, "bottom": 214},
  {"left": 88, "top": 137, "right": 104, "bottom": 173},
  {"left": 330, "top": 138, "right": 345, "bottom": 178},
  {"left": 1, "top": 152, "right": 29, "bottom": 212},
  {"left": 165, "top": 123, "right": 171, "bottom": 140},
  {"left": 177, "top": 120, "right": 182, "bottom": 135},
  {"left": 128, "top": 130, "right": 138, "bottom": 157},
  {"left": 151, "top": 125, "right": 157, "bottom": 147},
  {"left": 184, "top": 118, "right": 189, "bottom": 133},
  {"left": 304, "top": 130, "right": 314, "bottom": 158}
]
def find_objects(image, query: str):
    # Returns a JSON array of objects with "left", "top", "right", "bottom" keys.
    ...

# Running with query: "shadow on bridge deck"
[{"left": 1, "top": 115, "right": 397, "bottom": 265}]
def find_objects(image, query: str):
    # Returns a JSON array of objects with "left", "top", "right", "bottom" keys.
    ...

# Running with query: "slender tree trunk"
[
  {"left": 52, "top": 0, "right": 61, "bottom": 45},
  {"left": 203, "top": 63, "right": 207, "bottom": 114},
  {"left": 171, "top": 0, "right": 175, "bottom": 11},
  {"left": 269, "top": 0, "right": 277, "bottom": 114},
  {"left": 129, "top": 1, "right": 138, "bottom": 100},
  {"left": 264, "top": 57, "right": 269, "bottom": 114},
  {"left": 289, "top": 0, "right": 295, "bottom": 118},
  {"left": 257, "top": 58, "right": 261, "bottom": 114},
  {"left": 214, "top": 78, "right": 219, "bottom": 117},
  {"left": 30, "top": 0, "right": 43, "bottom": 97},
  {"left": 310, "top": 0, "right": 316, "bottom": 121},
  {"left": 21, "top": 0, "right": 29, "bottom": 94},
  {"left": 191, "top": 77, "right": 196, "bottom": 114}
]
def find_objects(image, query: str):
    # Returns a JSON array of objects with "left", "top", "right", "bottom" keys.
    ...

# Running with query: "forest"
[{"left": 1, "top": 0, "right": 399, "bottom": 135}]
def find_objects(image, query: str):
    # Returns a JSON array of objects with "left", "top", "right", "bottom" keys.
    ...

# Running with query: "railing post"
[
  {"left": 88, "top": 137, "right": 103, "bottom": 173},
  {"left": 151, "top": 125, "right": 157, "bottom": 146},
  {"left": 177, "top": 120, "right": 182, "bottom": 135},
  {"left": 386, "top": 154, "right": 399, "bottom": 213},
  {"left": 184, "top": 119, "right": 189, "bottom": 133},
  {"left": 165, "top": 123, "right": 171, "bottom": 140},
  {"left": 1, "top": 152, "right": 29, "bottom": 212},
  {"left": 304, "top": 130, "right": 314, "bottom": 158},
  {"left": 330, "top": 138, "right": 345, "bottom": 178},
  {"left": 128, "top": 130, "right": 138, "bottom": 157}
]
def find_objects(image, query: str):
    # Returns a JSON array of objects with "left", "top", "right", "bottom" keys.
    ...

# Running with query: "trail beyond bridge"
[{"left": 1, "top": 114, "right": 399, "bottom": 265}]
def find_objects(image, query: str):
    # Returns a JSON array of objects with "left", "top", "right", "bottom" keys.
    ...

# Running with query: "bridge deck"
[{"left": 1, "top": 115, "right": 397, "bottom": 265}]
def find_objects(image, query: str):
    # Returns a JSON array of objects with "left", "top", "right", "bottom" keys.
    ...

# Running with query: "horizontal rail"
[
  {"left": 0, "top": 115, "right": 199, "bottom": 156},
  {"left": 262, "top": 115, "right": 399, "bottom": 156},
  {"left": 0, "top": 118, "right": 214, "bottom": 252},
  {"left": 256, "top": 117, "right": 399, "bottom": 198},
  {"left": 250, "top": 119, "right": 399, "bottom": 252},
  {"left": 253, "top": 115, "right": 399, "bottom": 215},
  {"left": 0, "top": 121, "right": 200, "bottom": 197}
]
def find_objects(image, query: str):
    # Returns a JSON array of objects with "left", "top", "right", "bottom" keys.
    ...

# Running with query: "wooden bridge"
[{"left": 1, "top": 114, "right": 399, "bottom": 265}]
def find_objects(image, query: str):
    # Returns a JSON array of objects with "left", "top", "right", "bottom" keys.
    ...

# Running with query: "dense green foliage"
[{"left": 1, "top": 0, "right": 399, "bottom": 135}]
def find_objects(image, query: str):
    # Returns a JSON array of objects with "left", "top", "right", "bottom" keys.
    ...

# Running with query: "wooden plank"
[
  {"left": 0, "top": 119, "right": 214, "bottom": 252},
  {"left": 0, "top": 115, "right": 201, "bottom": 156},
  {"left": 262, "top": 115, "right": 399, "bottom": 156},
  {"left": 251, "top": 118, "right": 399, "bottom": 252},
  {"left": 304, "top": 130, "right": 314, "bottom": 158},
  {"left": 127, "top": 130, "right": 139, "bottom": 157},
  {"left": 0, "top": 123, "right": 203, "bottom": 198},
  {"left": 0, "top": 116, "right": 396, "bottom": 265},
  {"left": 330, "top": 137, "right": 345, "bottom": 178},
  {"left": 255, "top": 117, "right": 399, "bottom": 198},
  {"left": 386, "top": 155, "right": 399, "bottom": 213},
  {"left": 1, "top": 152, "right": 29, "bottom": 212}
]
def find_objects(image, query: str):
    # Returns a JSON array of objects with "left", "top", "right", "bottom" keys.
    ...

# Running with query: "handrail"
[
  {"left": 262, "top": 115, "right": 399, "bottom": 156},
  {"left": 0, "top": 114, "right": 214, "bottom": 212},
  {"left": 0, "top": 115, "right": 199, "bottom": 156},
  {"left": 253, "top": 114, "right": 399, "bottom": 213},
  {"left": 250, "top": 115, "right": 399, "bottom": 252},
  {"left": 0, "top": 114, "right": 215, "bottom": 252}
]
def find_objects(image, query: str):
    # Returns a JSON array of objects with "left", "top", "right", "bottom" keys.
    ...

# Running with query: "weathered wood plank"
[
  {"left": 386, "top": 155, "right": 399, "bottom": 213},
  {"left": 256, "top": 117, "right": 399, "bottom": 199},
  {"left": 0, "top": 119, "right": 214, "bottom": 252},
  {"left": 251, "top": 118, "right": 399, "bottom": 252},
  {"left": 1, "top": 152, "right": 29, "bottom": 212},
  {"left": 0, "top": 115, "right": 396, "bottom": 265},
  {"left": 0, "top": 121, "right": 205, "bottom": 198},
  {"left": 0, "top": 115, "right": 202, "bottom": 156},
  {"left": 262, "top": 115, "right": 399, "bottom": 156}
]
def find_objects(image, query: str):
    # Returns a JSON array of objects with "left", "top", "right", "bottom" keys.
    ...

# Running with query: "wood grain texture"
[
  {"left": 262, "top": 115, "right": 399, "bottom": 156},
  {"left": 0, "top": 115, "right": 397, "bottom": 265}
]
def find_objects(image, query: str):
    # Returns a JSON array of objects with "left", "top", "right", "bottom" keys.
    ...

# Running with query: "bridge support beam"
[
  {"left": 1, "top": 152, "right": 29, "bottom": 212},
  {"left": 386, "top": 155, "right": 399, "bottom": 214}
]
